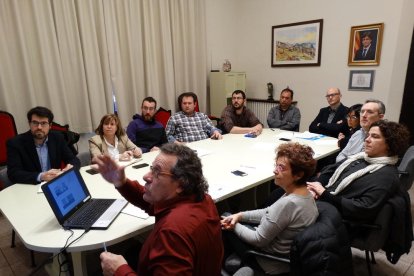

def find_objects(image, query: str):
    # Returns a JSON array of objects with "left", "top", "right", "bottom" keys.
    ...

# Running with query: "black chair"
[
  {"left": 344, "top": 188, "right": 413, "bottom": 276},
  {"left": 398, "top": 145, "right": 414, "bottom": 191},
  {"left": 344, "top": 203, "right": 393, "bottom": 276},
  {"left": 240, "top": 201, "right": 353, "bottom": 275},
  {"left": 0, "top": 167, "right": 12, "bottom": 190}
]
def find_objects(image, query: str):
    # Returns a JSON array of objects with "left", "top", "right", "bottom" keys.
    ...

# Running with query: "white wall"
[{"left": 206, "top": 0, "right": 414, "bottom": 131}]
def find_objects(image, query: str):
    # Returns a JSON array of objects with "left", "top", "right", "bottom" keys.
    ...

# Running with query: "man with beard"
[
  {"left": 220, "top": 90, "right": 263, "bottom": 135},
  {"left": 267, "top": 87, "right": 301, "bottom": 131},
  {"left": 166, "top": 92, "right": 222, "bottom": 143},
  {"left": 6, "top": 106, "right": 80, "bottom": 184},
  {"left": 126, "top": 97, "right": 167, "bottom": 153}
]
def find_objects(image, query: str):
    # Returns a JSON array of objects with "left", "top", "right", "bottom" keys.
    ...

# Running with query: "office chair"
[
  {"left": 51, "top": 121, "right": 80, "bottom": 155},
  {"left": 344, "top": 203, "right": 392, "bottom": 276},
  {"left": 344, "top": 186, "right": 413, "bottom": 276},
  {"left": 398, "top": 145, "right": 414, "bottom": 191},
  {"left": 0, "top": 167, "right": 12, "bottom": 189},
  {"left": 0, "top": 110, "right": 18, "bottom": 166},
  {"left": 154, "top": 107, "right": 171, "bottom": 128},
  {"left": 239, "top": 201, "right": 353, "bottom": 275},
  {"left": 77, "top": 151, "right": 91, "bottom": 167}
]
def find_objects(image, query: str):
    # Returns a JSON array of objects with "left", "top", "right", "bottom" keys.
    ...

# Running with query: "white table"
[{"left": 0, "top": 129, "right": 338, "bottom": 275}]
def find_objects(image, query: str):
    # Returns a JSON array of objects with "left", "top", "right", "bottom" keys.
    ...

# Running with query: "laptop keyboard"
[
  {"left": 68, "top": 199, "right": 114, "bottom": 227},
  {"left": 92, "top": 199, "right": 128, "bottom": 228}
]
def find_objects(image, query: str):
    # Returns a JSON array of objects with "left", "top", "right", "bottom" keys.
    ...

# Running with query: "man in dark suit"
[
  {"left": 309, "top": 88, "right": 349, "bottom": 138},
  {"left": 7, "top": 106, "right": 80, "bottom": 184},
  {"left": 354, "top": 31, "right": 376, "bottom": 61}
]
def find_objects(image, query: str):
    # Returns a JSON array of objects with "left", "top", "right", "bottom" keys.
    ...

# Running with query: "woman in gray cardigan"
[
  {"left": 89, "top": 114, "right": 142, "bottom": 162},
  {"left": 221, "top": 143, "right": 318, "bottom": 275}
]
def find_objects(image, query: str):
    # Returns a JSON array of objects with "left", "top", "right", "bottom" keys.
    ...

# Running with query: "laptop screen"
[{"left": 42, "top": 169, "right": 91, "bottom": 224}]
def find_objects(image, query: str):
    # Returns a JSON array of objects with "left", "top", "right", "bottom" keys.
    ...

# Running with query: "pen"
[
  {"left": 270, "top": 128, "right": 275, "bottom": 131},
  {"left": 103, "top": 242, "right": 107, "bottom": 252}
]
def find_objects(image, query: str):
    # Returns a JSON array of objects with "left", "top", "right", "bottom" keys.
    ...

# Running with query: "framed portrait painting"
[
  {"left": 271, "top": 19, "right": 323, "bottom": 67},
  {"left": 348, "top": 23, "right": 384, "bottom": 66}
]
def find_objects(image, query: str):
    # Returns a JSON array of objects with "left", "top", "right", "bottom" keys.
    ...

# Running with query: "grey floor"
[{"left": 1, "top": 186, "right": 414, "bottom": 276}]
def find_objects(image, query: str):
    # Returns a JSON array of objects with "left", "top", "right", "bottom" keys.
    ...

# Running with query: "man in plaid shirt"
[{"left": 166, "top": 92, "right": 222, "bottom": 143}]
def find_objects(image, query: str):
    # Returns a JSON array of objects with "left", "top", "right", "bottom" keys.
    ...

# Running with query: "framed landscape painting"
[{"left": 271, "top": 19, "right": 323, "bottom": 67}]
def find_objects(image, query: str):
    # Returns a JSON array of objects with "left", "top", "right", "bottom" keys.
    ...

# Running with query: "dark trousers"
[{"left": 222, "top": 225, "right": 264, "bottom": 273}]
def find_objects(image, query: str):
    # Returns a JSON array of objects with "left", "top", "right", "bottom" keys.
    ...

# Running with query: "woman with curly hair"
[
  {"left": 308, "top": 120, "right": 410, "bottom": 223},
  {"left": 221, "top": 143, "right": 318, "bottom": 275}
]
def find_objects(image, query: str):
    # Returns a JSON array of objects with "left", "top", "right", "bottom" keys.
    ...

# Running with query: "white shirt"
[{"left": 104, "top": 136, "right": 120, "bottom": 160}]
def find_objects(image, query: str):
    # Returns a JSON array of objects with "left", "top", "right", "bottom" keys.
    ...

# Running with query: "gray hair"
[
  {"left": 365, "top": 99, "right": 386, "bottom": 115},
  {"left": 160, "top": 143, "right": 208, "bottom": 201}
]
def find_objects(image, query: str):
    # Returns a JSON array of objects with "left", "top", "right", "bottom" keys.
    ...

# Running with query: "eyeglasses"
[
  {"left": 325, "top": 93, "right": 339, "bottom": 98},
  {"left": 346, "top": 115, "right": 358, "bottom": 120},
  {"left": 149, "top": 165, "right": 175, "bottom": 179},
  {"left": 30, "top": 121, "right": 50, "bottom": 127},
  {"left": 274, "top": 164, "right": 287, "bottom": 172}
]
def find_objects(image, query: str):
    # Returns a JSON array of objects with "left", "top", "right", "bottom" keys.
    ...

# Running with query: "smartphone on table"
[{"left": 231, "top": 170, "right": 248, "bottom": 176}]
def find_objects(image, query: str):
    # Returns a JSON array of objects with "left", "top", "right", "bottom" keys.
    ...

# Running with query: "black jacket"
[
  {"left": 290, "top": 201, "right": 354, "bottom": 275},
  {"left": 383, "top": 189, "right": 413, "bottom": 264},
  {"left": 7, "top": 131, "right": 80, "bottom": 184},
  {"left": 309, "top": 103, "right": 349, "bottom": 138}
]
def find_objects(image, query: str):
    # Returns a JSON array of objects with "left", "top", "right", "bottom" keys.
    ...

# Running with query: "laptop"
[{"left": 41, "top": 168, "right": 128, "bottom": 230}]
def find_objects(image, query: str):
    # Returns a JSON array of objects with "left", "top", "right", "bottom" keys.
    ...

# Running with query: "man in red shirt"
[{"left": 95, "top": 143, "right": 223, "bottom": 276}]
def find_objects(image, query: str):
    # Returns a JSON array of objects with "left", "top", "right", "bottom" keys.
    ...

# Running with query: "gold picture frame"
[{"left": 348, "top": 23, "right": 384, "bottom": 66}]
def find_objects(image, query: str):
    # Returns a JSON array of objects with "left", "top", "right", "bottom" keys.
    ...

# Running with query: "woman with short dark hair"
[{"left": 338, "top": 103, "right": 362, "bottom": 149}]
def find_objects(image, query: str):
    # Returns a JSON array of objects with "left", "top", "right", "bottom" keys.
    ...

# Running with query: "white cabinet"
[{"left": 209, "top": 72, "right": 246, "bottom": 116}]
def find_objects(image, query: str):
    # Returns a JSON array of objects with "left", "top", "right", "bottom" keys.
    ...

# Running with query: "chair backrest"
[
  {"left": 349, "top": 203, "right": 393, "bottom": 252},
  {"left": 77, "top": 151, "right": 91, "bottom": 167},
  {"left": 290, "top": 201, "right": 353, "bottom": 276},
  {"left": 0, "top": 111, "right": 18, "bottom": 166},
  {"left": 154, "top": 107, "right": 171, "bottom": 128},
  {"left": 0, "top": 167, "right": 12, "bottom": 189},
  {"left": 398, "top": 145, "right": 414, "bottom": 191},
  {"left": 50, "top": 121, "right": 80, "bottom": 155}
]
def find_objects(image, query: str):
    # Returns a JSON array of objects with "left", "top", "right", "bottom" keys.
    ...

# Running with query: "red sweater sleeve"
[{"left": 115, "top": 264, "right": 138, "bottom": 276}]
